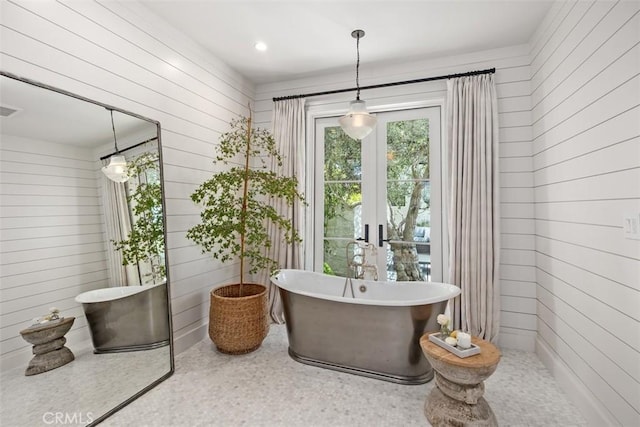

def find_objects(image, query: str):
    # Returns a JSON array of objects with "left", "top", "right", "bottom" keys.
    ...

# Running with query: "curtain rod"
[
  {"left": 100, "top": 136, "right": 158, "bottom": 161},
  {"left": 272, "top": 67, "right": 495, "bottom": 102}
]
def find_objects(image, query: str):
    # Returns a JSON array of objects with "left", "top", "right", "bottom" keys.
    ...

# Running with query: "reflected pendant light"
[
  {"left": 339, "top": 29, "right": 377, "bottom": 140},
  {"left": 101, "top": 109, "right": 129, "bottom": 183}
]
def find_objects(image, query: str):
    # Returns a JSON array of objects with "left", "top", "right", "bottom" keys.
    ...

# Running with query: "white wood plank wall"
[
  {"left": 529, "top": 1, "right": 640, "bottom": 425},
  {"left": 0, "top": 136, "right": 107, "bottom": 369},
  {"left": 255, "top": 44, "right": 538, "bottom": 351},
  {"left": 3, "top": 4, "right": 638, "bottom": 422},
  {"left": 0, "top": 0, "right": 255, "bottom": 355}
]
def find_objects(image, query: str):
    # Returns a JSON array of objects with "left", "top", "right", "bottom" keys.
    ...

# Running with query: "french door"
[{"left": 313, "top": 106, "right": 442, "bottom": 282}]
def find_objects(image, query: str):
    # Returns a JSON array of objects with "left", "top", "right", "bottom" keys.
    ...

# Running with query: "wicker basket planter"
[
  {"left": 209, "top": 283, "right": 269, "bottom": 355},
  {"left": 187, "top": 116, "right": 304, "bottom": 355}
]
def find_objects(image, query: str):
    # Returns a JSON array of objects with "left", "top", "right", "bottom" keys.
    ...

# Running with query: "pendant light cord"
[
  {"left": 109, "top": 109, "right": 120, "bottom": 154},
  {"left": 355, "top": 33, "right": 361, "bottom": 101}
]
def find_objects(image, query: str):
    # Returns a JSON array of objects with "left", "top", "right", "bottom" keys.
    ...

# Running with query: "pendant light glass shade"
[
  {"left": 102, "top": 155, "right": 129, "bottom": 183},
  {"left": 339, "top": 29, "right": 376, "bottom": 140},
  {"left": 339, "top": 99, "right": 377, "bottom": 140},
  {"left": 101, "top": 108, "right": 130, "bottom": 183}
]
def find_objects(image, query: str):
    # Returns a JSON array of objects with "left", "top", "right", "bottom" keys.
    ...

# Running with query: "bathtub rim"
[
  {"left": 75, "top": 283, "right": 166, "bottom": 304},
  {"left": 271, "top": 269, "right": 460, "bottom": 307}
]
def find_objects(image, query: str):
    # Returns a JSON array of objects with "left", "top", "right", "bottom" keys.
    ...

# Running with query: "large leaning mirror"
[{"left": 0, "top": 71, "right": 173, "bottom": 426}]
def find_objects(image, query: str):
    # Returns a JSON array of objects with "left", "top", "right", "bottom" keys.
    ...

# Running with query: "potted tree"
[{"left": 187, "top": 114, "right": 304, "bottom": 354}]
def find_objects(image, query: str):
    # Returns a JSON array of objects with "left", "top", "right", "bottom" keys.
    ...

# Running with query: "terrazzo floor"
[
  {"left": 0, "top": 343, "right": 170, "bottom": 427},
  {"left": 103, "top": 325, "right": 587, "bottom": 427}
]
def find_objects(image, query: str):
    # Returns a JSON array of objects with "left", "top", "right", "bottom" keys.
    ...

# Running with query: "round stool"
[
  {"left": 19, "top": 317, "right": 75, "bottom": 376},
  {"left": 420, "top": 333, "right": 501, "bottom": 426}
]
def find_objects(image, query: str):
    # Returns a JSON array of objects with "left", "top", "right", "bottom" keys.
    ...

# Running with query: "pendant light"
[
  {"left": 101, "top": 109, "right": 129, "bottom": 183},
  {"left": 339, "top": 29, "right": 377, "bottom": 140}
]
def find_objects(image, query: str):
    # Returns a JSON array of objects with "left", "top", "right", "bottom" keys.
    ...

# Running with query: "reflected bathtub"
[
  {"left": 75, "top": 283, "right": 170, "bottom": 353},
  {"left": 271, "top": 269, "right": 460, "bottom": 384}
]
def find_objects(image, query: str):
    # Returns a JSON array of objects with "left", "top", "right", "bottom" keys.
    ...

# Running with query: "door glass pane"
[
  {"left": 323, "top": 126, "right": 362, "bottom": 277},
  {"left": 324, "top": 127, "right": 361, "bottom": 180},
  {"left": 324, "top": 183, "right": 361, "bottom": 238},
  {"left": 384, "top": 118, "right": 430, "bottom": 281},
  {"left": 323, "top": 238, "right": 352, "bottom": 277}
]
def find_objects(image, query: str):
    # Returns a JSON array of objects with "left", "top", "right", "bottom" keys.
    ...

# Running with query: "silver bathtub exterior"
[
  {"left": 279, "top": 287, "right": 447, "bottom": 385},
  {"left": 80, "top": 284, "right": 170, "bottom": 353}
]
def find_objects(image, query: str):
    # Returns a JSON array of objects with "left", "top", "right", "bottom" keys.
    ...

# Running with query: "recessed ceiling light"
[{"left": 255, "top": 41, "right": 267, "bottom": 52}]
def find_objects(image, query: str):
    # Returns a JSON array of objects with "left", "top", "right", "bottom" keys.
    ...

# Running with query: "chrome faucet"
[{"left": 342, "top": 240, "right": 379, "bottom": 297}]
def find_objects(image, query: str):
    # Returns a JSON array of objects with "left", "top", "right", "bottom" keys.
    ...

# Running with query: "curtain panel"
[
  {"left": 102, "top": 177, "right": 138, "bottom": 286},
  {"left": 260, "top": 98, "right": 306, "bottom": 323},
  {"left": 446, "top": 74, "right": 500, "bottom": 342}
]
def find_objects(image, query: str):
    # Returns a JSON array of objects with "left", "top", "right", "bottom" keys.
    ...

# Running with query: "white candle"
[
  {"left": 445, "top": 336, "right": 457, "bottom": 346},
  {"left": 457, "top": 332, "right": 471, "bottom": 349}
]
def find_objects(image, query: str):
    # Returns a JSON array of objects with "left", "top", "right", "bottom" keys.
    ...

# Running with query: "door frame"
[
  {"left": 371, "top": 106, "right": 443, "bottom": 282},
  {"left": 304, "top": 97, "right": 448, "bottom": 282}
]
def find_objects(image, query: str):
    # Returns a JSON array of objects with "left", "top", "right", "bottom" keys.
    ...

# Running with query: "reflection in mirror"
[
  {"left": 0, "top": 72, "right": 173, "bottom": 426},
  {"left": 108, "top": 148, "right": 166, "bottom": 286}
]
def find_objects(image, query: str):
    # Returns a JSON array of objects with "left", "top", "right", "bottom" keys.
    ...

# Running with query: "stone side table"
[
  {"left": 420, "top": 333, "right": 501, "bottom": 426},
  {"left": 19, "top": 317, "right": 75, "bottom": 376}
]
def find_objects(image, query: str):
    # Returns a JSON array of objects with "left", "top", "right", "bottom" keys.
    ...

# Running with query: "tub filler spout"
[{"left": 343, "top": 240, "right": 378, "bottom": 297}]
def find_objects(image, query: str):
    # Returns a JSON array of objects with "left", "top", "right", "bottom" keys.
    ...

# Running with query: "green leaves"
[
  {"left": 186, "top": 115, "right": 305, "bottom": 288},
  {"left": 111, "top": 151, "right": 166, "bottom": 283}
]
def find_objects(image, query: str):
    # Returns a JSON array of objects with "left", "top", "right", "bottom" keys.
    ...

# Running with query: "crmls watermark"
[{"left": 42, "top": 412, "right": 94, "bottom": 425}]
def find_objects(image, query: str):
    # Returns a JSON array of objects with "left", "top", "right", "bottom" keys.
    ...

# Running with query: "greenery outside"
[{"left": 323, "top": 118, "right": 430, "bottom": 280}]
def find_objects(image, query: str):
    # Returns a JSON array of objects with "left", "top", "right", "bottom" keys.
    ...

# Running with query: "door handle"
[
  {"left": 378, "top": 224, "right": 389, "bottom": 247},
  {"left": 356, "top": 224, "right": 370, "bottom": 243}
]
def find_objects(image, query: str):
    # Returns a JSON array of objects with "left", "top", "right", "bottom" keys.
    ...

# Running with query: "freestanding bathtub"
[
  {"left": 271, "top": 269, "right": 461, "bottom": 384},
  {"left": 75, "top": 283, "right": 170, "bottom": 353}
]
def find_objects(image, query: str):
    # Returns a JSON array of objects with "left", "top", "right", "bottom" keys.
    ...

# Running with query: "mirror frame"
[{"left": 0, "top": 70, "right": 174, "bottom": 426}]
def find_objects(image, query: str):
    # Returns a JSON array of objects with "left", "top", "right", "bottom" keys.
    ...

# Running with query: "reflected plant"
[{"left": 112, "top": 151, "right": 166, "bottom": 283}]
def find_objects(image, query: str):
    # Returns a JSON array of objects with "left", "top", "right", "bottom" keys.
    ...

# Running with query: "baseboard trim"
[
  {"left": 173, "top": 323, "right": 207, "bottom": 356},
  {"left": 1, "top": 348, "right": 32, "bottom": 373},
  {"left": 497, "top": 332, "right": 535, "bottom": 351},
  {"left": 535, "top": 337, "right": 615, "bottom": 427}
]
